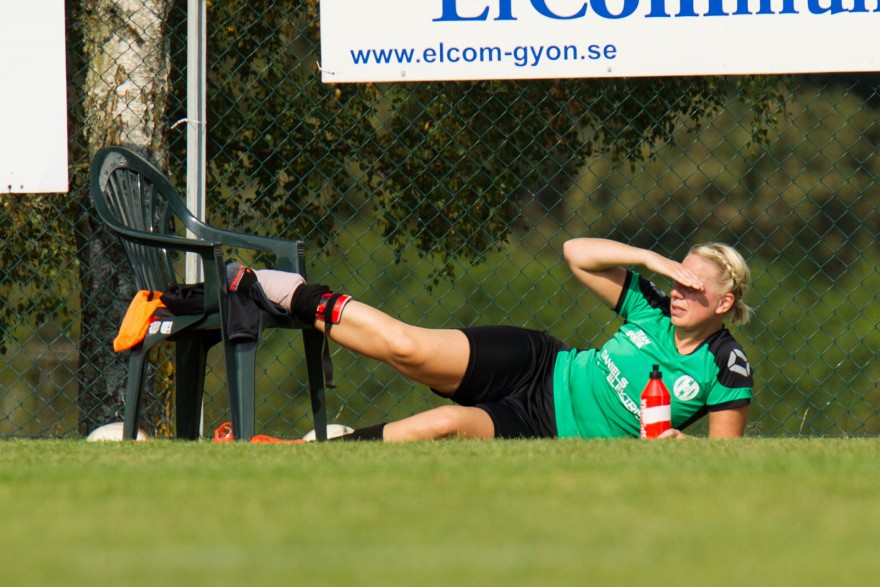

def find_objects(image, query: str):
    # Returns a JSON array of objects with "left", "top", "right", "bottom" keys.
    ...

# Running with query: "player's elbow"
[{"left": 562, "top": 239, "right": 585, "bottom": 268}]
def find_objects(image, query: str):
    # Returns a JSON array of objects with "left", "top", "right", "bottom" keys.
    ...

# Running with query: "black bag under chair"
[{"left": 90, "top": 145, "right": 329, "bottom": 441}]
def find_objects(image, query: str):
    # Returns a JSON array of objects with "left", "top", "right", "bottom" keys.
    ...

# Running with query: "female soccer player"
[{"left": 253, "top": 237, "right": 754, "bottom": 441}]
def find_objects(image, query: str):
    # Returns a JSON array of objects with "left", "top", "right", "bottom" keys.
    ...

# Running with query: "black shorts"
[{"left": 441, "top": 325, "right": 569, "bottom": 439}]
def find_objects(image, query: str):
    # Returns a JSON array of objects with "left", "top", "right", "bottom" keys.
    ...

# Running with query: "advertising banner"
[
  {"left": 320, "top": 0, "right": 880, "bottom": 82},
  {"left": 0, "top": 1, "right": 68, "bottom": 193}
]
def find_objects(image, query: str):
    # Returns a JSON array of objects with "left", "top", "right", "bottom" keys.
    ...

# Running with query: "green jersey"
[{"left": 553, "top": 270, "right": 753, "bottom": 438}]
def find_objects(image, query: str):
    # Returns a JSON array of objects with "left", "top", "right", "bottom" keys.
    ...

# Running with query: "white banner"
[
  {"left": 0, "top": 1, "right": 69, "bottom": 193},
  {"left": 320, "top": 0, "right": 880, "bottom": 83}
]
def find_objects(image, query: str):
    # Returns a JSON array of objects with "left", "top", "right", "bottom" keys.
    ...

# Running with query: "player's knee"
[
  {"left": 384, "top": 327, "right": 428, "bottom": 370},
  {"left": 422, "top": 406, "right": 464, "bottom": 439}
]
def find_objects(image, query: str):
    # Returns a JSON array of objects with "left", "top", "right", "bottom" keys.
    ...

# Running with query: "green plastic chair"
[{"left": 90, "top": 145, "right": 328, "bottom": 441}]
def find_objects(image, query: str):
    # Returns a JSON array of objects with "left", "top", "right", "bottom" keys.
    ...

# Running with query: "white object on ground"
[
  {"left": 301, "top": 424, "right": 354, "bottom": 441},
  {"left": 86, "top": 422, "right": 149, "bottom": 442}
]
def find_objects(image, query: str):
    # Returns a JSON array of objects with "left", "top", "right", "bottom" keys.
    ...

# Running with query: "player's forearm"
[{"left": 563, "top": 238, "right": 661, "bottom": 273}]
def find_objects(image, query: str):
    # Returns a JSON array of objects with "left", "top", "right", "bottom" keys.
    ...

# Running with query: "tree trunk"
[{"left": 76, "top": 0, "right": 172, "bottom": 434}]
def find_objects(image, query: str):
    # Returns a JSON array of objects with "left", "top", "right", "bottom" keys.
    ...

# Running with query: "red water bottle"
[{"left": 640, "top": 364, "right": 671, "bottom": 439}]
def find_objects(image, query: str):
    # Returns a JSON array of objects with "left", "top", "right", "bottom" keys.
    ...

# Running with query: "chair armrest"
[
  {"left": 104, "top": 222, "right": 218, "bottom": 257},
  {"left": 201, "top": 225, "right": 304, "bottom": 273}
]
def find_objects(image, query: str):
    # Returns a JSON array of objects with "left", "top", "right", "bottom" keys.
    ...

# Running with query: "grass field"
[{"left": 0, "top": 438, "right": 878, "bottom": 586}]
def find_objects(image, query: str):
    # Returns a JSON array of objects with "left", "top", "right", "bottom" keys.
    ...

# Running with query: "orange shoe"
[
  {"left": 212, "top": 422, "right": 306, "bottom": 444},
  {"left": 213, "top": 422, "right": 234, "bottom": 443},
  {"left": 250, "top": 434, "right": 306, "bottom": 445}
]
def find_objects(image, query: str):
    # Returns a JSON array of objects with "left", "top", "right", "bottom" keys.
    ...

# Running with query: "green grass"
[{"left": 0, "top": 438, "right": 878, "bottom": 586}]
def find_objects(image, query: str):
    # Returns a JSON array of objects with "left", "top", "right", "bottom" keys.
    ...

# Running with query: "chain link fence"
[{"left": 1, "top": 1, "right": 879, "bottom": 438}]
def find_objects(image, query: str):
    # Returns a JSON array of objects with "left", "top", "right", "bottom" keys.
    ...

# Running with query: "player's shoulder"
[
  {"left": 705, "top": 328, "right": 754, "bottom": 388},
  {"left": 620, "top": 271, "right": 670, "bottom": 314}
]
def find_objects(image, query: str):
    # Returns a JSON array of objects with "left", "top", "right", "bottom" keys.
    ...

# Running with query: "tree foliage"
[{"left": 172, "top": 0, "right": 784, "bottom": 280}]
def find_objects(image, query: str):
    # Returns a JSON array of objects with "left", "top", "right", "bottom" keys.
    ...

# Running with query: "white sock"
[{"left": 255, "top": 269, "right": 305, "bottom": 312}]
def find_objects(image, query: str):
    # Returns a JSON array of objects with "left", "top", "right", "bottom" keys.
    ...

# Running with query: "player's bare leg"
[
  {"left": 254, "top": 269, "right": 469, "bottom": 394},
  {"left": 383, "top": 405, "right": 495, "bottom": 441},
  {"left": 313, "top": 301, "right": 470, "bottom": 394}
]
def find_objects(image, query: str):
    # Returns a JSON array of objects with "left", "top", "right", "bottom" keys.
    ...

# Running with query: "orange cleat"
[{"left": 213, "top": 422, "right": 306, "bottom": 444}]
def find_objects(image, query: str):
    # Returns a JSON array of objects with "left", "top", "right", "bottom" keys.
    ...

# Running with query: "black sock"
[
  {"left": 289, "top": 283, "right": 331, "bottom": 324},
  {"left": 330, "top": 423, "right": 386, "bottom": 441}
]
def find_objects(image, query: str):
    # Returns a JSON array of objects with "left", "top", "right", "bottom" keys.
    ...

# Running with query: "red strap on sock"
[{"left": 316, "top": 293, "right": 351, "bottom": 324}]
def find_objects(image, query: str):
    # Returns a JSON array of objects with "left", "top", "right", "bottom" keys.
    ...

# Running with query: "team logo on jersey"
[
  {"left": 673, "top": 376, "right": 700, "bottom": 401},
  {"left": 728, "top": 349, "right": 752, "bottom": 377}
]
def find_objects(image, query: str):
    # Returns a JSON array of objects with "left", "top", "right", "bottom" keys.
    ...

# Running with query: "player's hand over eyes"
[{"left": 647, "top": 255, "right": 704, "bottom": 291}]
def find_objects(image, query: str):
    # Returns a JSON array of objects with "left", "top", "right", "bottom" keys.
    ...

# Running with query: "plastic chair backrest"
[{"left": 91, "top": 147, "right": 208, "bottom": 292}]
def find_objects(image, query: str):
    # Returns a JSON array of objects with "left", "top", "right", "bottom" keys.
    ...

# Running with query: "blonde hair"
[{"left": 689, "top": 243, "right": 752, "bottom": 326}]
